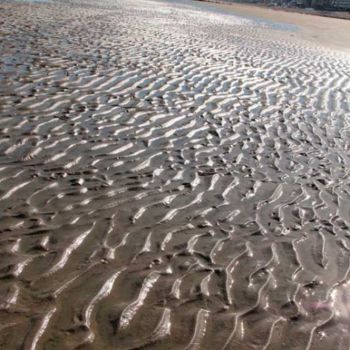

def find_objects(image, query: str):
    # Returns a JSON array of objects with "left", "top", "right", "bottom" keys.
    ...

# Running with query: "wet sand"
[{"left": 0, "top": 0, "right": 350, "bottom": 349}]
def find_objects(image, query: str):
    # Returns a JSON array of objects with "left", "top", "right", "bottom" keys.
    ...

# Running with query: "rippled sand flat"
[{"left": 1, "top": 0, "right": 350, "bottom": 349}]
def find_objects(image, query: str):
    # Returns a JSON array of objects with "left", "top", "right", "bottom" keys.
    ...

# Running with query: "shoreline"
[
  {"left": 195, "top": 0, "right": 350, "bottom": 53},
  {"left": 199, "top": 0, "right": 350, "bottom": 20}
]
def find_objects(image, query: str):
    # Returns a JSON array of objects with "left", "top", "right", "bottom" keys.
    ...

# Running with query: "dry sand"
[
  {"left": 200, "top": 0, "right": 350, "bottom": 53},
  {"left": 0, "top": 0, "right": 350, "bottom": 349}
]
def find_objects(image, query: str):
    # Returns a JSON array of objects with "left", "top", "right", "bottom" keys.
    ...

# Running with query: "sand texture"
[{"left": 0, "top": 0, "right": 350, "bottom": 349}]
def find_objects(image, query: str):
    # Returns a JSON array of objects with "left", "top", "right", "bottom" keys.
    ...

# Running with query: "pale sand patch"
[{"left": 198, "top": 0, "right": 350, "bottom": 53}]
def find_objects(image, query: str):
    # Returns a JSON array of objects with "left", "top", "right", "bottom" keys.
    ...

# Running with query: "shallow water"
[{"left": 0, "top": 0, "right": 350, "bottom": 349}]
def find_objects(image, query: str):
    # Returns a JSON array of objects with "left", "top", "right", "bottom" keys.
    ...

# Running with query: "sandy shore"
[
  {"left": 201, "top": 0, "right": 350, "bottom": 20},
  {"left": 0, "top": 0, "right": 350, "bottom": 349},
  {"left": 197, "top": 0, "right": 350, "bottom": 53}
]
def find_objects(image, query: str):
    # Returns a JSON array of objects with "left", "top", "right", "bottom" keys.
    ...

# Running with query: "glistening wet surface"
[{"left": 0, "top": 0, "right": 350, "bottom": 349}]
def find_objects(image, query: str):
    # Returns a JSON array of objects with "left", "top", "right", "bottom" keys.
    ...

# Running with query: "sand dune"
[{"left": 0, "top": 0, "right": 350, "bottom": 349}]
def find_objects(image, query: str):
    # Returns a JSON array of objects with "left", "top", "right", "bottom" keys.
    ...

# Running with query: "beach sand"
[
  {"left": 199, "top": 0, "right": 350, "bottom": 53},
  {"left": 0, "top": 0, "right": 350, "bottom": 349}
]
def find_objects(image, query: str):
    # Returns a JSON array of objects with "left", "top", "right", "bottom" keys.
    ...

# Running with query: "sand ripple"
[{"left": 0, "top": 0, "right": 350, "bottom": 348}]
